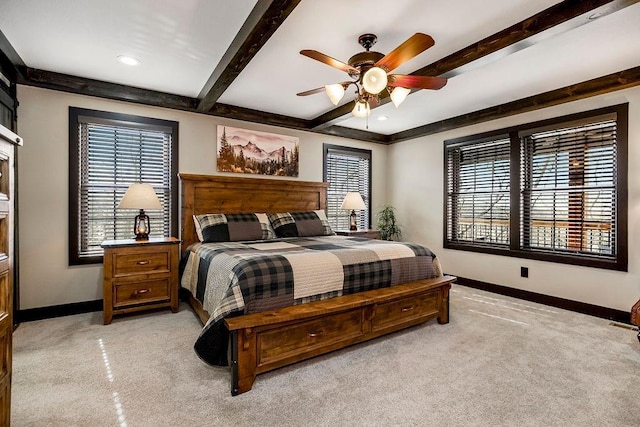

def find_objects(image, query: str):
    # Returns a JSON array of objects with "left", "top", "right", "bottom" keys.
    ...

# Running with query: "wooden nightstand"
[
  {"left": 334, "top": 229, "right": 381, "bottom": 239},
  {"left": 101, "top": 237, "right": 180, "bottom": 325}
]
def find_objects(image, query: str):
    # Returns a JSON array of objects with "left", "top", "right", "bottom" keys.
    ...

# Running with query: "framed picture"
[{"left": 217, "top": 125, "right": 299, "bottom": 177}]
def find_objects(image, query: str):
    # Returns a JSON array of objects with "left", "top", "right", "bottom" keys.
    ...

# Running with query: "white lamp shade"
[
  {"left": 118, "top": 183, "right": 162, "bottom": 210},
  {"left": 352, "top": 99, "right": 371, "bottom": 118},
  {"left": 340, "top": 192, "right": 366, "bottom": 210},
  {"left": 325, "top": 83, "right": 345, "bottom": 105},
  {"left": 390, "top": 87, "right": 411, "bottom": 107},
  {"left": 362, "top": 67, "right": 388, "bottom": 95}
]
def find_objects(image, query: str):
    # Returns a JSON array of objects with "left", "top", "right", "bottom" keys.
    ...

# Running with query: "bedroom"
[{"left": 1, "top": 0, "right": 639, "bottom": 425}]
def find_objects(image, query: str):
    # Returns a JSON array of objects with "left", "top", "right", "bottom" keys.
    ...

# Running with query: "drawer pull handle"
[
  {"left": 401, "top": 305, "right": 415, "bottom": 312},
  {"left": 133, "top": 289, "right": 151, "bottom": 296},
  {"left": 136, "top": 260, "right": 150, "bottom": 265},
  {"left": 308, "top": 330, "right": 324, "bottom": 338}
]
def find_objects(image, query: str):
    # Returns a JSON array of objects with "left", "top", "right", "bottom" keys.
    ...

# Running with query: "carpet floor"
[{"left": 11, "top": 284, "right": 640, "bottom": 426}]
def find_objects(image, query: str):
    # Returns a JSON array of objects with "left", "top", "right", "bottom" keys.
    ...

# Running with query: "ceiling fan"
[{"left": 297, "top": 33, "right": 447, "bottom": 118}]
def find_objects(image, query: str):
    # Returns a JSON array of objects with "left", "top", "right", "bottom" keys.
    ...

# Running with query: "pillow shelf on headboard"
[{"left": 179, "top": 174, "right": 329, "bottom": 251}]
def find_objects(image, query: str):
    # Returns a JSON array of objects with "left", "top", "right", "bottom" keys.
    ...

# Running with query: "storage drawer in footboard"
[
  {"left": 372, "top": 290, "right": 441, "bottom": 334},
  {"left": 256, "top": 309, "right": 365, "bottom": 369}
]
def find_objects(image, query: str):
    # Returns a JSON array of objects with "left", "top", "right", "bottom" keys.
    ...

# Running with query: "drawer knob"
[
  {"left": 136, "top": 260, "right": 150, "bottom": 265},
  {"left": 401, "top": 305, "right": 415, "bottom": 312},
  {"left": 133, "top": 288, "right": 151, "bottom": 296},
  {"left": 308, "top": 330, "right": 324, "bottom": 338}
]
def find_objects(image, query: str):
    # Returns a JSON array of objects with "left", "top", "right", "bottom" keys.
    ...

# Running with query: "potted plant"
[{"left": 376, "top": 205, "right": 402, "bottom": 241}]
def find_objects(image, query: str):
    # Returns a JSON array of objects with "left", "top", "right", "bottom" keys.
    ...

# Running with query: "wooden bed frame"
[{"left": 179, "top": 173, "right": 454, "bottom": 395}]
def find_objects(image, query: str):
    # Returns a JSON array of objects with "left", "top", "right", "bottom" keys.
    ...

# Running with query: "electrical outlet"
[{"left": 521, "top": 267, "right": 528, "bottom": 278}]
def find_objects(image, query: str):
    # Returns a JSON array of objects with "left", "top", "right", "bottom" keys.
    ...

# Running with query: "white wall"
[
  {"left": 16, "top": 85, "right": 388, "bottom": 309},
  {"left": 388, "top": 87, "right": 640, "bottom": 312}
]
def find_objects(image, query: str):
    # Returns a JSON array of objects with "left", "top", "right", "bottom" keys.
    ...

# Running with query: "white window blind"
[
  {"left": 324, "top": 146, "right": 371, "bottom": 230},
  {"left": 76, "top": 120, "right": 173, "bottom": 259},
  {"left": 520, "top": 119, "right": 617, "bottom": 257}
]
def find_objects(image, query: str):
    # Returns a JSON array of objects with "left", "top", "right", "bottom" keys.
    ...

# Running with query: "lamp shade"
[
  {"left": 352, "top": 99, "right": 371, "bottom": 118},
  {"left": 340, "top": 192, "right": 366, "bottom": 210},
  {"left": 325, "top": 83, "right": 346, "bottom": 105},
  {"left": 390, "top": 87, "right": 411, "bottom": 107},
  {"left": 362, "top": 67, "right": 388, "bottom": 95},
  {"left": 118, "top": 183, "right": 162, "bottom": 210}
]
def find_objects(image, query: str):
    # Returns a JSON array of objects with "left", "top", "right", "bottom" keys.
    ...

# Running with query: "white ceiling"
[{"left": 1, "top": 0, "right": 638, "bottom": 138}]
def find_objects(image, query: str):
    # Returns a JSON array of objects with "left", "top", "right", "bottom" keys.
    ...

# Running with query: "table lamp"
[
  {"left": 340, "top": 192, "right": 366, "bottom": 231},
  {"left": 118, "top": 183, "right": 162, "bottom": 240}
]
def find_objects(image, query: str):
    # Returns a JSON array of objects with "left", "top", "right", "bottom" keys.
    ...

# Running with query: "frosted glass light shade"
[
  {"left": 390, "top": 87, "right": 411, "bottom": 107},
  {"left": 352, "top": 100, "right": 371, "bottom": 118},
  {"left": 325, "top": 84, "right": 345, "bottom": 105},
  {"left": 118, "top": 183, "right": 162, "bottom": 210},
  {"left": 340, "top": 192, "right": 366, "bottom": 210},
  {"left": 362, "top": 67, "right": 388, "bottom": 95}
]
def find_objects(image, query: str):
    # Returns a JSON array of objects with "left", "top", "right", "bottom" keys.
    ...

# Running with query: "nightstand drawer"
[
  {"left": 113, "top": 251, "right": 170, "bottom": 277},
  {"left": 113, "top": 278, "right": 171, "bottom": 308}
]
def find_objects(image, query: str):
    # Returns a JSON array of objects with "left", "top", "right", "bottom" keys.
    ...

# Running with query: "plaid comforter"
[{"left": 180, "top": 236, "right": 442, "bottom": 366}]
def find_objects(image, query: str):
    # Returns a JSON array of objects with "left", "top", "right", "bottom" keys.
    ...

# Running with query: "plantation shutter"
[
  {"left": 76, "top": 118, "right": 173, "bottom": 259},
  {"left": 325, "top": 147, "right": 371, "bottom": 230},
  {"left": 520, "top": 118, "right": 617, "bottom": 257},
  {"left": 446, "top": 138, "right": 510, "bottom": 245}
]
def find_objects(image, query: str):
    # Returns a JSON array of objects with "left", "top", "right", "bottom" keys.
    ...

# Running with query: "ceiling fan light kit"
[{"left": 298, "top": 32, "right": 447, "bottom": 118}]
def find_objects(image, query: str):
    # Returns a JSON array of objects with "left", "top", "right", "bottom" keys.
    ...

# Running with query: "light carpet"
[{"left": 11, "top": 285, "right": 640, "bottom": 426}]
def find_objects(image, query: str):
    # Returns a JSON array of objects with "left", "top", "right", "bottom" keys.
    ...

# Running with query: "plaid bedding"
[{"left": 180, "top": 235, "right": 443, "bottom": 366}]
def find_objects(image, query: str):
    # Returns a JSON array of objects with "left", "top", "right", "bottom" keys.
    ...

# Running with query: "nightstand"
[
  {"left": 101, "top": 237, "right": 180, "bottom": 324},
  {"left": 334, "top": 229, "right": 381, "bottom": 239}
]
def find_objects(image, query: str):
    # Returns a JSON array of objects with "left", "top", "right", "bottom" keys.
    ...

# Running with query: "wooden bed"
[{"left": 179, "top": 173, "right": 455, "bottom": 395}]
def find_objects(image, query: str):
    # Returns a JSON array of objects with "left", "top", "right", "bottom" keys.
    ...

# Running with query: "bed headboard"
[{"left": 179, "top": 174, "right": 329, "bottom": 251}]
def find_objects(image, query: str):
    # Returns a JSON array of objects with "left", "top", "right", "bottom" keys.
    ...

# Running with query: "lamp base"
[
  {"left": 349, "top": 210, "right": 357, "bottom": 231},
  {"left": 133, "top": 209, "right": 151, "bottom": 241}
]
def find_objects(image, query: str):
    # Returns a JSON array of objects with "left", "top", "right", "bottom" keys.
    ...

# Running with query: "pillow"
[
  {"left": 267, "top": 210, "right": 334, "bottom": 238},
  {"left": 193, "top": 213, "right": 276, "bottom": 242}
]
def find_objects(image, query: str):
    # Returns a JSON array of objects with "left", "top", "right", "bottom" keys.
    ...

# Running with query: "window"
[
  {"left": 444, "top": 104, "right": 627, "bottom": 271},
  {"left": 69, "top": 108, "right": 178, "bottom": 265},
  {"left": 323, "top": 144, "right": 371, "bottom": 230},
  {"left": 446, "top": 137, "right": 511, "bottom": 247}
]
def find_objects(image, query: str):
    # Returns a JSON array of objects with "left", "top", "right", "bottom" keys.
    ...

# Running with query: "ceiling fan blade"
[
  {"left": 296, "top": 81, "right": 353, "bottom": 97},
  {"left": 374, "top": 33, "right": 435, "bottom": 73},
  {"left": 300, "top": 50, "right": 359, "bottom": 75},
  {"left": 296, "top": 87, "right": 326, "bottom": 96},
  {"left": 388, "top": 75, "right": 447, "bottom": 90}
]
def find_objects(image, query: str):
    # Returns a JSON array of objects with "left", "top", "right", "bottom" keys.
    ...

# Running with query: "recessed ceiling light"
[
  {"left": 117, "top": 55, "right": 140, "bottom": 66},
  {"left": 377, "top": 116, "right": 389, "bottom": 121}
]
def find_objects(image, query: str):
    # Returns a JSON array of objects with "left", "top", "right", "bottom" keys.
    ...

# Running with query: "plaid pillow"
[
  {"left": 193, "top": 213, "right": 276, "bottom": 242},
  {"left": 267, "top": 210, "right": 334, "bottom": 237}
]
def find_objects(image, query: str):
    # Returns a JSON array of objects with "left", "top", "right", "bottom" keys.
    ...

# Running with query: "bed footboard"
[{"left": 225, "top": 275, "right": 455, "bottom": 395}]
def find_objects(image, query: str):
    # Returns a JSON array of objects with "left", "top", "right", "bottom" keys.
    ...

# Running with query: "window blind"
[
  {"left": 446, "top": 138, "right": 510, "bottom": 246},
  {"left": 76, "top": 122, "right": 173, "bottom": 258},
  {"left": 324, "top": 147, "right": 371, "bottom": 230},
  {"left": 520, "top": 119, "right": 617, "bottom": 257}
]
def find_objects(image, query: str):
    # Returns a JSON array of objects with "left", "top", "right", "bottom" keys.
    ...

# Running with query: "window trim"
[
  {"left": 69, "top": 107, "right": 179, "bottom": 265},
  {"left": 443, "top": 103, "right": 628, "bottom": 271},
  {"left": 323, "top": 144, "right": 372, "bottom": 229}
]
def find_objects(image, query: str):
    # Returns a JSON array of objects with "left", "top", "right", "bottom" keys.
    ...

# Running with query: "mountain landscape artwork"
[{"left": 217, "top": 125, "right": 299, "bottom": 176}]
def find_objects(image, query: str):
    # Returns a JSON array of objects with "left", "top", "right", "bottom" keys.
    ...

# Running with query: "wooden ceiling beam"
[
  {"left": 197, "top": 0, "right": 302, "bottom": 113},
  {"left": 19, "top": 67, "right": 199, "bottom": 111},
  {"left": 389, "top": 66, "right": 640, "bottom": 143}
]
